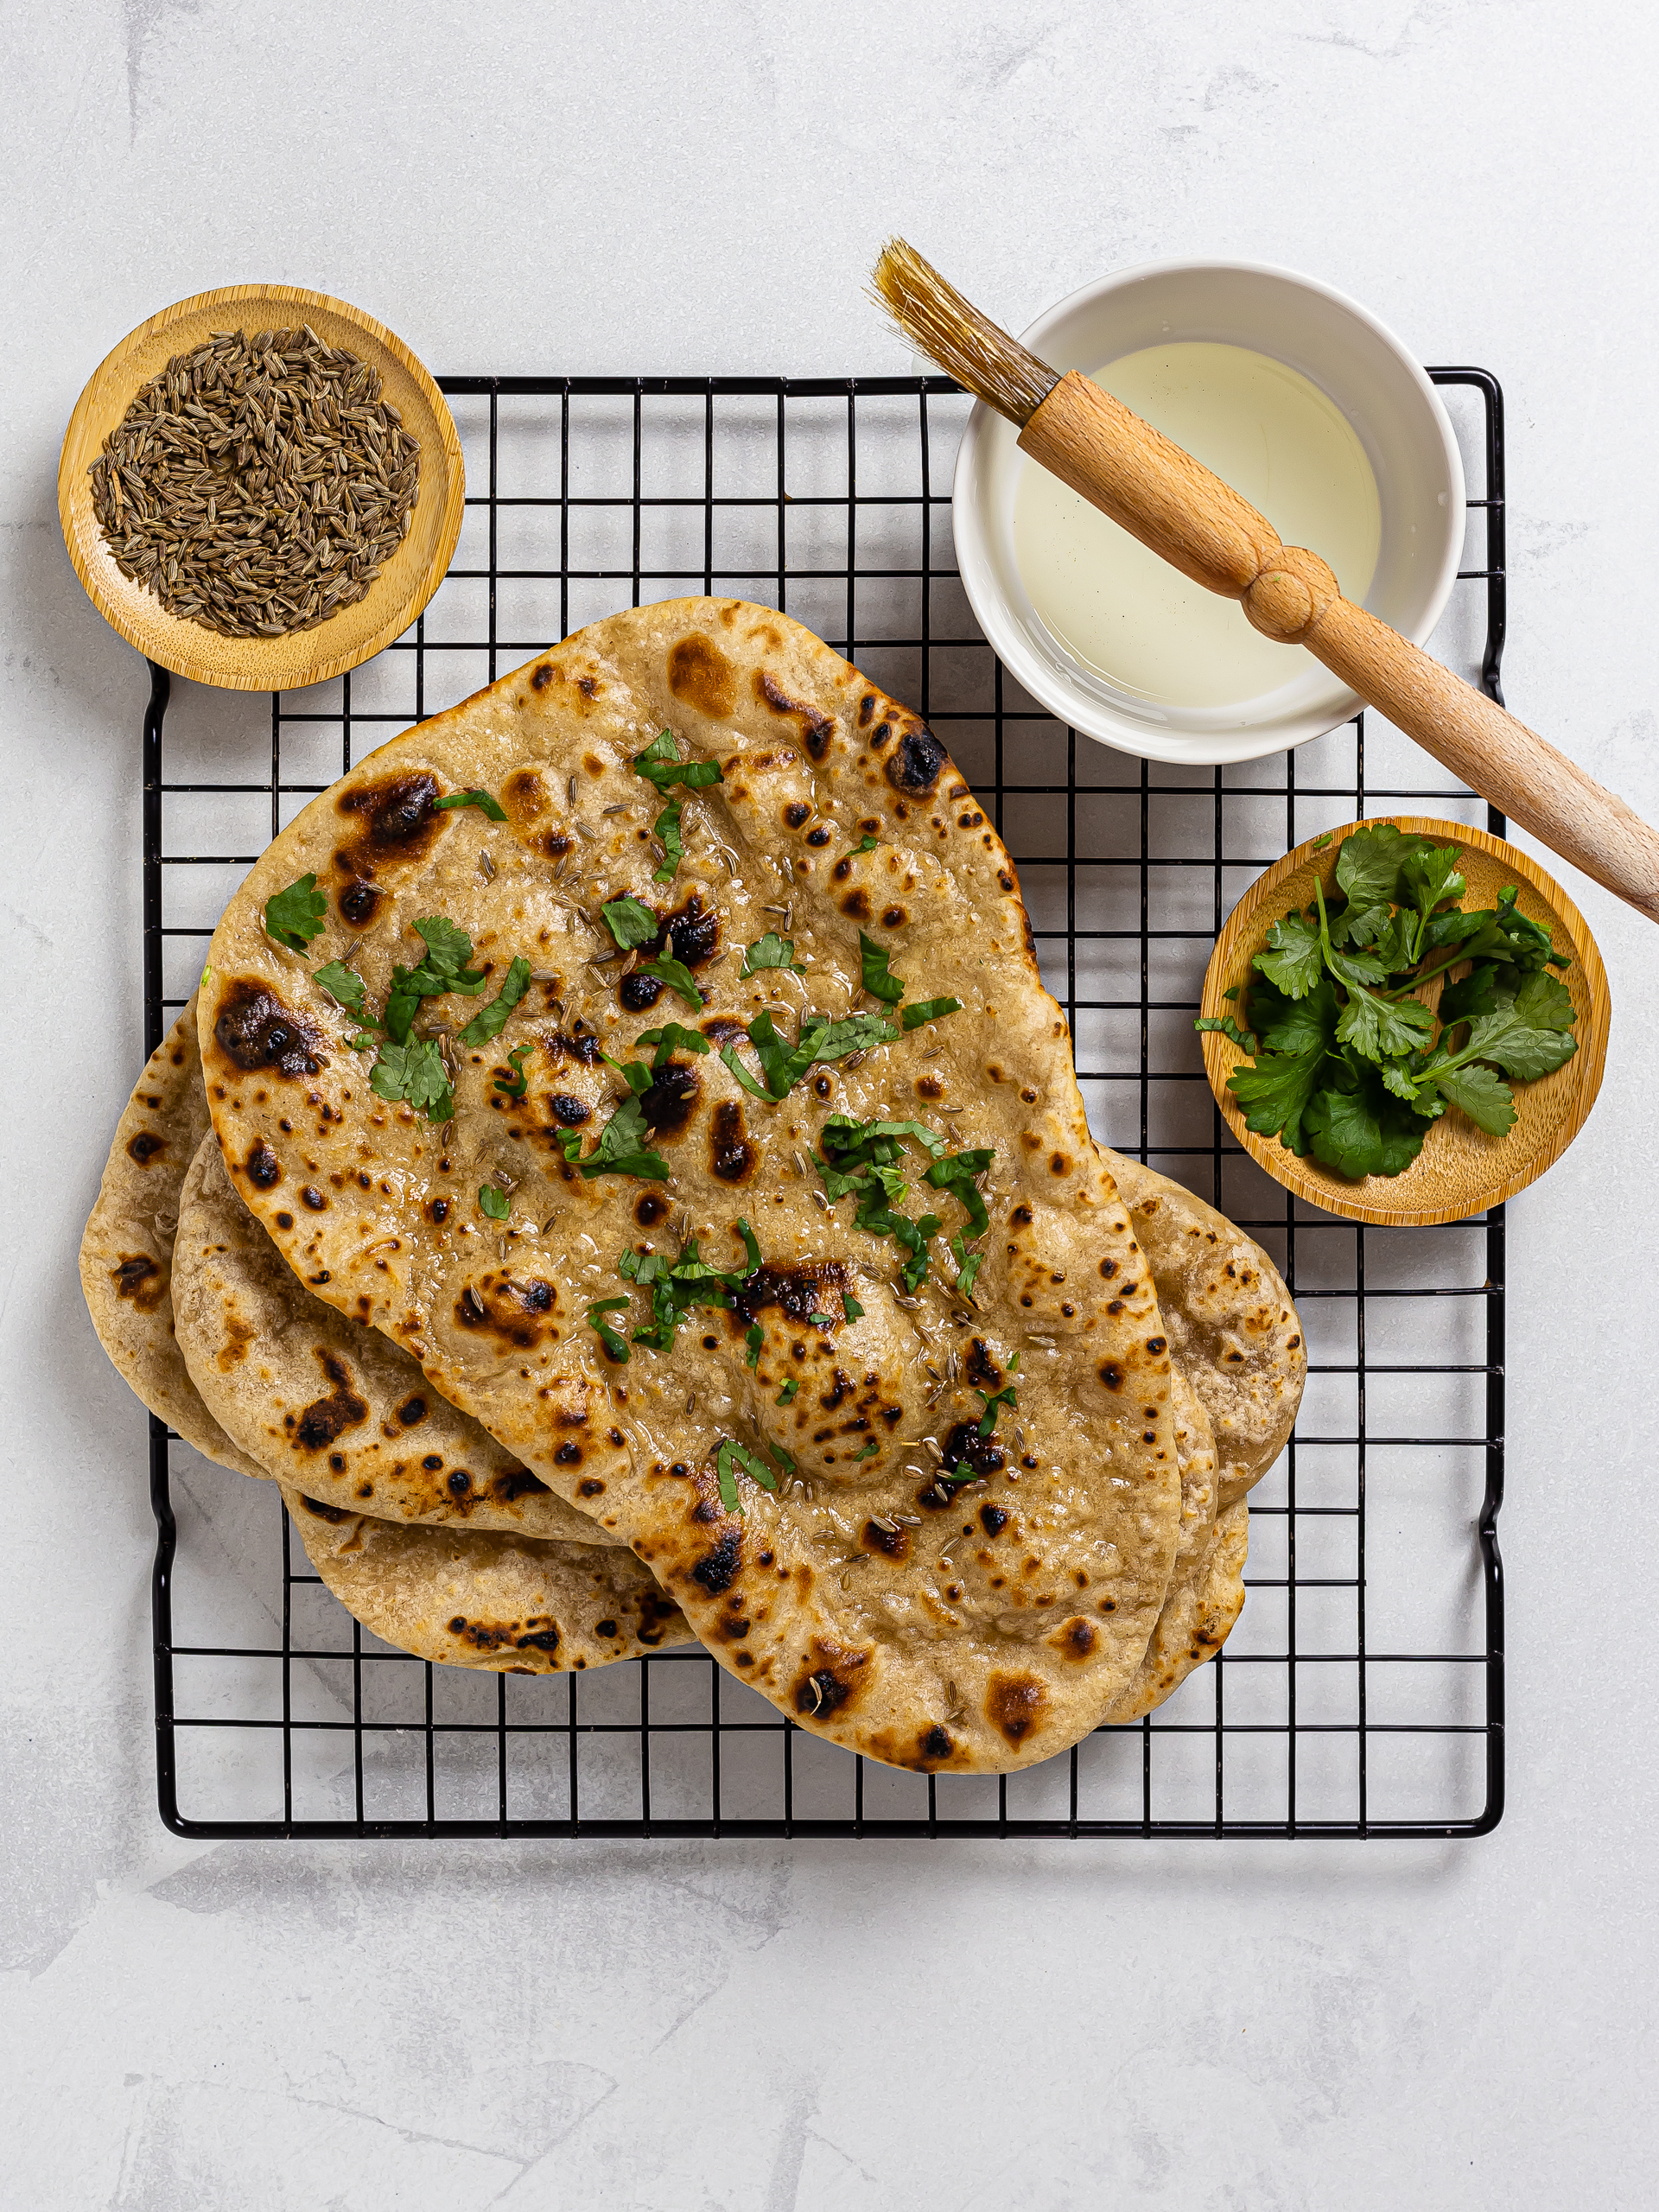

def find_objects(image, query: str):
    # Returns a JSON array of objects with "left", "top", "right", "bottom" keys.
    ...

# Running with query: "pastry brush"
[{"left": 873, "top": 238, "right": 1659, "bottom": 927}]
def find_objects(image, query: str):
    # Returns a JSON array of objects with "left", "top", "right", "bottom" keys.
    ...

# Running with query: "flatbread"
[
  {"left": 78, "top": 998, "right": 268, "bottom": 1480},
  {"left": 175, "top": 1131, "right": 619, "bottom": 1546},
  {"left": 279, "top": 1484, "right": 690, "bottom": 1671},
  {"left": 198, "top": 597, "right": 1185, "bottom": 1772},
  {"left": 1101, "top": 1362, "right": 1225, "bottom": 1721},
  {"left": 1110, "top": 1500, "right": 1249, "bottom": 1723},
  {"left": 1103, "top": 1154, "right": 1305, "bottom": 1508}
]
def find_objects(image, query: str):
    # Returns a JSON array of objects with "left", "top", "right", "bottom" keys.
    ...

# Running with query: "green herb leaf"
[
  {"left": 1334, "top": 823, "right": 1436, "bottom": 912},
  {"left": 412, "top": 916, "right": 485, "bottom": 983},
  {"left": 776, "top": 1377, "right": 798, "bottom": 1405},
  {"left": 1195, "top": 1013, "right": 1259, "bottom": 1053},
  {"left": 493, "top": 1043, "right": 532, "bottom": 1099},
  {"left": 457, "top": 955, "right": 531, "bottom": 1048},
  {"left": 346, "top": 1031, "right": 377, "bottom": 1052},
  {"left": 652, "top": 800, "right": 683, "bottom": 882},
  {"left": 976, "top": 1382, "right": 1018, "bottom": 1439},
  {"left": 855, "top": 1440, "right": 880, "bottom": 1460},
  {"left": 575, "top": 1093, "right": 671, "bottom": 1180},
  {"left": 1227, "top": 1043, "right": 1332, "bottom": 1156},
  {"left": 633, "top": 729, "right": 723, "bottom": 793},
  {"left": 264, "top": 874, "right": 327, "bottom": 951},
  {"left": 1433, "top": 1059, "right": 1518, "bottom": 1135},
  {"left": 602, "top": 896, "right": 661, "bottom": 950},
  {"left": 479, "top": 1183, "right": 511, "bottom": 1220},
  {"left": 435, "top": 787, "right": 507, "bottom": 822},
  {"left": 1301, "top": 1060, "right": 1429, "bottom": 1179},
  {"left": 715, "top": 1437, "right": 778, "bottom": 1513},
  {"left": 1254, "top": 910, "right": 1325, "bottom": 999},
  {"left": 849, "top": 834, "right": 880, "bottom": 855},
  {"left": 369, "top": 1039, "right": 454, "bottom": 1122},
  {"left": 586, "top": 1299, "right": 632, "bottom": 1363},
  {"left": 1458, "top": 974, "right": 1580, "bottom": 1080},
  {"left": 806, "top": 1309, "right": 835, "bottom": 1328},
  {"left": 1334, "top": 983, "right": 1436, "bottom": 1064},
  {"left": 950, "top": 1232, "right": 982, "bottom": 1299},
  {"left": 636, "top": 1021, "right": 711, "bottom": 1069},
  {"left": 314, "top": 960, "right": 367, "bottom": 1017},
  {"left": 636, "top": 954, "right": 704, "bottom": 1009},
  {"left": 744, "top": 1321, "right": 765, "bottom": 1370},
  {"left": 859, "top": 931, "right": 906, "bottom": 1005},
  {"left": 842, "top": 1293, "right": 864, "bottom": 1321},
  {"left": 721, "top": 1045, "right": 775, "bottom": 1100},
  {"left": 901, "top": 995, "right": 963, "bottom": 1030},
  {"left": 741, "top": 933, "right": 806, "bottom": 976}
]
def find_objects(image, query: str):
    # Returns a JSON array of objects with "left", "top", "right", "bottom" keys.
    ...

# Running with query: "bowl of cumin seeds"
[{"left": 58, "top": 283, "right": 464, "bottom": 691}]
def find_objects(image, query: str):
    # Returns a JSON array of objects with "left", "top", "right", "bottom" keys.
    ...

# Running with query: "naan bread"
[
  {"left": 174, "top": 1130, "right": 618, "bottom": 1546},
  {"left": 199, "top": 598, "right": 1185, "bottom": 1772},
  {"left": 1101, "top": 1362, "right": 1224, "bottom": 1722},
  {"left": 79, "top": 998, "right": 268, "bottom": 1480},
  {"left": 1104, "top": 1154, "right": 1304, "bottom": 1508},
  {"left": 280, "top": 1484, "right": 689, "bottom": 1671},
  {"left": 1110, "top": 1500, "right": 1249, "bottom": 1723}
]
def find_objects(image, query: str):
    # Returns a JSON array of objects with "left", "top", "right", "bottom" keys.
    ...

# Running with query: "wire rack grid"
[{"left": 141, "top": 369, "right": 1508, "bottom": 1839}]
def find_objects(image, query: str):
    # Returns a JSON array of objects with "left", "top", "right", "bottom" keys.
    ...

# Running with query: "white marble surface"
[{"left": 5, "top": 1, "right": 1657, "bottom": 2202}]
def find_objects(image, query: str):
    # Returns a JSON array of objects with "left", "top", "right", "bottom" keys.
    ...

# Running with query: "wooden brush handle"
[{"left": 1020, "top": 369, "right": 1659, "bottom": 925}]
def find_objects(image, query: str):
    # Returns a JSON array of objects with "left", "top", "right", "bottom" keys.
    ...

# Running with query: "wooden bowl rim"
[
  {"left": 57, "top": 283, "right": 465, "bottom": 693},
  {"left": 1198, "top": 815, "right": 1611, "bottom": 1226}
]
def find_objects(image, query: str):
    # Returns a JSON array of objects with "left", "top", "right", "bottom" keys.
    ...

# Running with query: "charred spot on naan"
[
  {"left": 454, "top": 1273, "right": 558, "bottom": 1348},
  {"left": 327, "top": 771, "right": 446, "bottom": 919},
  {"left": 500, "top": 766, "right": 576, "bottom": 863},
  {"left": 111, "top": 1252, "right": 167, "bottom": 1312},
  {"left": 709, "top": 1100, "right": 754, "bottom": 1182},
  {"left": 667, "top": 632, "right": 737, "bottom": 717},
  {"left": 754, "top": 668, "right": 836, "bottom": 760},
  {"left": 793, "top": 1637, "right": 873, "bottom": 1719},
  {"left": 210, "top": 982, "right": 324, "bottom": 1080},
  {"left": 290, "top": 1349, "right": 369, "bottom": 1452}
]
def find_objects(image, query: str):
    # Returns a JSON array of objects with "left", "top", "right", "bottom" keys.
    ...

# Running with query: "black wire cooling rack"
[{"left": 141, "top": 370, "right": 1507, "bottom": 1839}]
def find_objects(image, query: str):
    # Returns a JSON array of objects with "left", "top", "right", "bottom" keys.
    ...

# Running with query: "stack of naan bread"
[{"left": 80, "top": 601, "right": 1303, "bottom": 1773}]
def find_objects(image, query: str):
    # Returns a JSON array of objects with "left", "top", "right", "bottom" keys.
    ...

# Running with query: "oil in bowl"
[{"left": 1013, "top": 340, "right": 1381, "bottom": 709}]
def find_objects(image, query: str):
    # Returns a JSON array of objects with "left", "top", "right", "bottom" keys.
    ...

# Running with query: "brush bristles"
[{"left": 870, "top": 238, "right": 1058, "bottom": 428}]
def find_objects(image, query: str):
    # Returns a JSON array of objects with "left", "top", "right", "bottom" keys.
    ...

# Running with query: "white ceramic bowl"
[{"left": 951, "top": 258, "right": 1465, "bottom": 766}]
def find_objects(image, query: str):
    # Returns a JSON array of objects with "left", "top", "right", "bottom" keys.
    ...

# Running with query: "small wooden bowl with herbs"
[{"left": 1198, "top": 817, "right": 1610, "bottom": 1226}]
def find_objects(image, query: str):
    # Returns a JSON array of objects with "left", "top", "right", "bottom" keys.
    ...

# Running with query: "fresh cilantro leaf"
[
  {"left": 1254, "top": 910, "right": 1325, "bottom": 998},
  {"left": 1400, "top": 842, "right": 1466, "bottom": 952},
  {"left": 1458, "top": 982, "right": 1580, "bottom": 1082},
  {"left": 346, "top": 1032, "right": 377, "bottom": 1052},
  {"left": 435, "top": 787, "right": 507, "bottom": 822},
  {"left": 636, "top": 954, "right": 704, "bottom": 1009},
  {"left": 859, "top": 932, "right": 906, "bottom": 1005},
  {"left": 842, "top": 1293, "right": 864, "bottom": 1321},
  {"left": 1195, "top": 1014, "right": 1259, "bottom": 1053},
  {"left": 741, "top": 933, "right": 805, "bottom": 976},
  {"left": 744, "top": 1321, "right": 765, "bottom": 1370},
  {"left": 950, "top": 1232, "right": 982, "bottom": 1299},
  {"left": 314, "top": 961, "right": 367, "bottom": 1017},
  {"left": 457, "top": 956, "right": 531, "bottom": 1049},
  {"left": 264, "top": 874, "right": 327, "bottom": 951},
  {"left": 976, "top": 1382, "right": 1018, "bottom": 1439},
  {"left": 412, "top": 916, "right": 484, "bottom": 982},
  {"left": 806, "top": 1013, "right": 900, "bottom": 1061},
  {"left": 1227, "top": 1044, "right": 1332, "bottom": 1156},
  {"left": 602, "top": 896, "right": 660, "bottom": 950},
  {"left": 806, "top": 1309, "right": 835, "bottom": 1328},
  {"left": 575, "top": 1093, "right": 670, "bottom": 1180},
  {"left": 633, "top": 730, "right": 723, "bottom": 793},
  {"left": 849, "top": 834, "right": 880, "bottom": 855},
  {"left": 1334, "top": 823, "right": 1428, "bottom": 912},
  {"left": 1433, "top": 963, "right": 1502, "bottom": 1028},
  {"left": 776, "top": 1377, "right": 798, "bottom": 1405},
  {"left": 721, "top": 1045, "right": 775, "bottom": 1101},
  {"left": 493, "top": 1043, "right": 531, "bottom": 1099},
  {"left": 370, "top": 1039, "right": 454, "bottom": 1122},
  {"left": 1334, "top": 984, "right": 1436, "bottom": 1063},
  {"left": 854, "top": 1440, "right": 880, "bottom": 1460},
  {"left": 652, "top": 800, "right": 683, "bottom": 883},
  {"left": 733, "top": 1218, "right": 762, "bottom": 1274},
  {"left": 715, "top": 1439, "right": 778, "bottom": 1513},
  {"left": 925, "top": 1147, "right": 994, "bottom": 1236},
  {"left": 1325, "top": 944, "right": 1390, "bottom": 991},
  {"left": 1250, "top": 976, "right": 1339, "bottom": 1057},
  {"left": 602, "top": 1052, "right": 652, "bottom": 1097},
  {"left": 1433, "top": 1060, "right": 1517, "bottom": 1135},
  {"left": 479, "top": 1183, "right": 511, "bottom": 1220},
  {"left": 1301, "top": 1059, "right": 1428, "bottom": 1179},
  {"left": 586, "top": 1298, "right": 631, "bottom": 1363},
  {"left": 902, "top": 996, "right": 963, "bottom": 1030},
  {"left": 1007, "top": 1352, "right": 1020, "bottom": 1371},
  {"left": 636, "top": 1022, "right": 711, "bottom": 1069}
]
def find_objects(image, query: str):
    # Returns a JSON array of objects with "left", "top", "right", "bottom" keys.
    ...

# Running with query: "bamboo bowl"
[
  {"left": 1198, "top": 817, "right": 1611, "bottom": 1226},
  {"left": 57, "top": 283, "right": 465, "bottom": 692}
]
